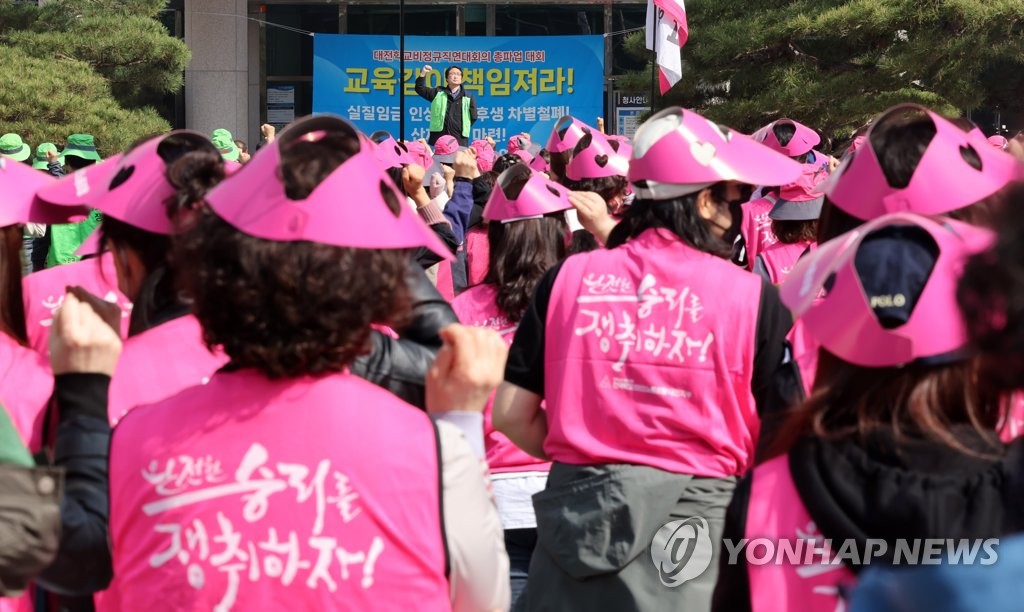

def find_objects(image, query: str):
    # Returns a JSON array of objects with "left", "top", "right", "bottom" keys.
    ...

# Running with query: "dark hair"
[
  {"left": 486, "top": 214, "right": 567, "bottom": 322},
  {"left": 175, "top": 131, "right": 412, "bottom": 378},
  {"left": 445, "top": 65, "right": 463, "bottom": 79},
  {"left": 958, "top": 183, "right": 1024, "bottom": 390},
  {"left": 548, "top": 150, "right": 570, "bottom": 182},
  {"left": 772, "top": 219, "right": 818, "bottom": 244},
  {"left": 607, "top": 184, "right": 735, "bottom": 258},
  {"left": 65, "top": 156, "right": 95, "bottom": 171},
  {"left": 99, "top": 140, "right": 225, "bottom": 336},
  {"left": 0, "top": 226, "right": 26, "bottom": 345},
  {"left": 766, "top": 350, "right": 1002, "bottom": 459},
  {"left": 773, "top": 122, "right": 797, "bottom": 147},
  {"left": 386, "top": 166, "right": 407, "bottom": 197},
  {"left": 234, "top": 139, "right": 248, "bottom": 153},
  {"left": 493, "top": 153, "right": 523, "bottom": 174},
  {"left": 773, "top": 122, "right": 811, "bottom": 163},
  {"left": 816, "top": 199, "right": 861, "bottom": 243},
  {"left": 568, "top": 229, "right": 600, "bottom": 254}
]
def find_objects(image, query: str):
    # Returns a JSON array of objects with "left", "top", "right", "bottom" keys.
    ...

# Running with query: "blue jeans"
[{"left": 506, "top": 528, "right": 537, "bottom": 610}]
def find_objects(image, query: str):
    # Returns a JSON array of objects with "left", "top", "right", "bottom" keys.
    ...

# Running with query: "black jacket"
[
  {"left": 712, "top": 427, "right": 1024, "bottom": 612},
  {"left": 35, "top": 374, "right": 113, "bottom": 600},
  {"left": 350, "top": 262, "right": 459, "bottom": 408},
  {"left": 414, "top": 78, "right": 478, "bottom": 144}
]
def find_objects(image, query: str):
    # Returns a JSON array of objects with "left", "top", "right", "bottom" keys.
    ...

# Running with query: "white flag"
[{"left": 645, "top": 0, "right": 688, "bottom": 94}]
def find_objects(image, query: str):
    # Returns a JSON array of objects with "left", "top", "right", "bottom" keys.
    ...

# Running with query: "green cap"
[
  {"left": 0, "top": 133, "right": 31, "bottom": 162},
  {"left": 211, "top": 128, "right": 240, "bottom": 162},
  {"left": 32, "top": 142, "right": 64, "bottom": 170},
  {"left": 62, "top": 133, "right": 102, "bottom": 162}
]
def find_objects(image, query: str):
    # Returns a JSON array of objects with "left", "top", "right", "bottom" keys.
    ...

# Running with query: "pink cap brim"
[{"left": 204, "top": 116, "right": 453, "bottom": 261}]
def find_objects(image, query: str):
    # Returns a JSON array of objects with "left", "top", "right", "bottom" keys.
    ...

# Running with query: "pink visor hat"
[
  {"left": 507, "top": 134, "right": 531, "bottom": 155},
  {"left": 760, "top": 119, "right": 821, "bottom": 157},
  {"left": 628, "top": 106, "right": 804, "bottom": 200},
  {"left": 404, "top": 140, "right": 433, "bottom": 170},
  {"left": 476, "top": 146, "right": 496, "bottom": 172},
  {"left": 0, "top": 157, "right": 88, "bottom": 226},
  {"left": 780, "top": 212, "right": 994, "bottom": 367},
  {"left": 204, "top": 115, "right": 452, "bottom": 259},
  {"left": 433, "top": 135, "right": 459, "bottom": 163},
  {"left": 607, "top": 135, "right": 634, "bottom": 158},
  {"left": 823, "top": 104, "right": 1021, "bottom": 221},
  {"left": 513, "top": 149, "right": 534, "bottom": 164},
  {"left": 546, "top": 116, "right": 591, "bottom": 154},
  {"left": 374, "top": 137, "right": 414, "bottom": 169},
  {"left": 36, "top": 131, "right": 219, "bottom": 235},
  {"left": 565, "top": 130, "right": 630, "bottom": 181},
  {"left": 988, "top": 135, "right": 1009, "bottom": 150},
  {"left": 528, "top": 152, "right": 549, "bottom": 174},
  {"left": 482, "top": 163, "right": 573, "bottom": 223},
  {"left": 768, "top": 167, "right": 828, "bottom": 221}
]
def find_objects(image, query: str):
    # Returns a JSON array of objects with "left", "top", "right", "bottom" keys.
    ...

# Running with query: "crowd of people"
[{"left": 2, "top": 86, "right": 1024, "bottom": 612}]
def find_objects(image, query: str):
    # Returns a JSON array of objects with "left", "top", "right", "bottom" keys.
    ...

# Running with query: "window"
[
  {"left": 494, "top": 6, "right": 603, "bottom": 36},
  {"left": 348, "top": 6, "right": 458, "bottom": 36},
  {"left": 611, "top": 4, "right": 647, "bottom": 75},
  {"left": 266, "top": 5, "right": 339, "bottom": 77}
]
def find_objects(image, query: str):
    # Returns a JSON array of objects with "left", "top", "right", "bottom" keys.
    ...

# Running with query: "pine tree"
[
  {"left": 0, "top": 0, "right": 190, "bottom": 156},
  {"left": 620, "top": 0, "right": 1024, "bottom": 144}
]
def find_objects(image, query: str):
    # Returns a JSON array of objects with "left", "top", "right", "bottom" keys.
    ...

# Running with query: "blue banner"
[{"left": 313, "top": 34, "right": 604, "bottom": 145}]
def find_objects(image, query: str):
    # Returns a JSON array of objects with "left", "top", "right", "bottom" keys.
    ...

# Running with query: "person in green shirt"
[{"left": 46, "top": 134, "right": 104, "bottom": 268}]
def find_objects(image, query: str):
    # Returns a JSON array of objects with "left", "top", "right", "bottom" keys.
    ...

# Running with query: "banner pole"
[
  {"left": 399, "top": 0, "right": 406, "bottom": 140},
  {"left": 650, "top": 6, "right": 657, "bottom": 113}
]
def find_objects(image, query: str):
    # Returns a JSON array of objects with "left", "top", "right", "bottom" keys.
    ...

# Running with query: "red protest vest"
[
  {"left": 22, "top": 254, "right": 132, "bottom": 354},
  {"left": 542, "top": 228, "right": 762, "bottom": 477},
  {"left": 104, "top": 369, "right": 449, "bottom": 611},
  {"left": 740, "top": 197, "right": 778, "bottom": 271},
  {"left": 108, "top": 315, "right": 228, "bottom": 425},
  {"left": 746, "top": 455, "right": 856, "bottom": 612},
  {"left": 452, "top": 283, "right": 550, "bottom": 474}
]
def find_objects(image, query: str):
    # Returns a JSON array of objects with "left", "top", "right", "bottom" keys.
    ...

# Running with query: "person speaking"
[{"left": 415, "top": 64, "right": 478, "bottom": 146}]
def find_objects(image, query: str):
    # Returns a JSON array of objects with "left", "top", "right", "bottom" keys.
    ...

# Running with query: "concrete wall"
[{"left": 184, "top": 0, "right": 254, "bottom": 144}]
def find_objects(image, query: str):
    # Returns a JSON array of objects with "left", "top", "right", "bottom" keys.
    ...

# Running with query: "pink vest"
[
  {"left": 452, "top": 284, "right": 550, "bottom": 474},
  {"left": 543, "top": 228, "right": 762, "bottom": 477},
  {"left": 463, "top": 226, "right": 490, "bottom": 289},
  {"left": 787, "top": 320, "right": 819, "bottom": 397},
  {"left": 0, "top": 334, "right": 53, "bottom": 612},
  {"left": 108, "top": 315, "right": 228, "bottom": 425},
  {"left": 0, "top": 332, "right": 53, "bottom": 452},
  {"left": 998, "top": 393, "right": 1024, "bottom": 442},
  {"left": 434, "top": 261, "right": 456, "bottom": 301},
  {"left": 741, "top": 197, "right": 778, "bottom": 271},
  {"left": 22, "top": 254, "right": 132, "bottom": 354},
  {"left": 746, "top": 455, "right": 856, "bottom": 612},
  {"left": 0, "top": 595, "right": 32, "bottom": 612},
  {"left": 104, "top": 370, "right": 449, "bottom": 611},
  {"left": 760, "top": 241, "right": 814, "bottom": 286}
]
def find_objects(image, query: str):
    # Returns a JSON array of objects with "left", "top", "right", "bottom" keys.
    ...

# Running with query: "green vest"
[
  {"left": 47, "top": 209, "right": 103, "bottom": 268},
  {"left": 429, "top": 90, "right": 472, "bottom": 138}
]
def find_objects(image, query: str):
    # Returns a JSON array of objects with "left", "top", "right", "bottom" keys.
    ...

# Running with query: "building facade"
[{"left": 176, "top": 0, "right": 647, "bottom": 145}]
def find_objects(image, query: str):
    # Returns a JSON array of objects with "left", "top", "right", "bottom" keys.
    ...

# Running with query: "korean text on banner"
[{"left": 313, "top": 34, "right": 604, "bottom": 145}]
